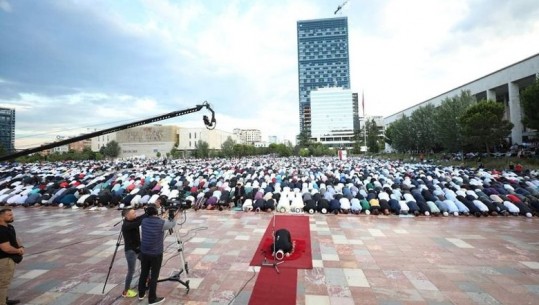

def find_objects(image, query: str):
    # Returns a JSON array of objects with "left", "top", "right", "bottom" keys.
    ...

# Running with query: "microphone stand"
[{"left": 261, "top": 213, "right": 284, "bottom": 273}]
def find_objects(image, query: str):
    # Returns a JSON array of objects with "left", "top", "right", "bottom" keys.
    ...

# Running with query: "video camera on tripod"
[
  {"left": 163, "top": 198, "right": 189, "bottom": 220},
  {"left": 155, "top": 198, "right": 191, "bottom": 293}
]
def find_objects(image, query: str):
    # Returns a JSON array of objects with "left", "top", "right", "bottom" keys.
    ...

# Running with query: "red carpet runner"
[{"left": 248, "top": 215, "right": 312, "bottom": 305}]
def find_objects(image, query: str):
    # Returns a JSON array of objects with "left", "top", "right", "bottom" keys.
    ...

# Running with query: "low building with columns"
[{"left": 384, "top": 53, "right": 539, "bottom": 145}]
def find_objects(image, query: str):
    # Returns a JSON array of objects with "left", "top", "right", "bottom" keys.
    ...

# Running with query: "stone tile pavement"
[{"left": 6, "top": 207, "right": 539, "bottom": 305}]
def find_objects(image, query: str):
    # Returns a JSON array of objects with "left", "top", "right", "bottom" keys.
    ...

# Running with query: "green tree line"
[{"left": 384, "top": 90, "right": 515, "bottom": 153}]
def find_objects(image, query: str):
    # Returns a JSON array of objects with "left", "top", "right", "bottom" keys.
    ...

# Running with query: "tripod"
[
  {"left": 261, "top": 213, "right": 284, "bottom": 273},
  {"left": 157, "top": 211, "right": 190, "bottom": 293},
  {"left": 102, "top": 218, "right": 124, "bottom": 294}
]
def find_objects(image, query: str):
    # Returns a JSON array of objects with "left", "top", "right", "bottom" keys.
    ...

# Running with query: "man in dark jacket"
[
  {"left": 137, "top": 205, "right": 176, "bottom": 305},
  {"left": 121, "top": 208, "right": 146, "bottom": 298}
]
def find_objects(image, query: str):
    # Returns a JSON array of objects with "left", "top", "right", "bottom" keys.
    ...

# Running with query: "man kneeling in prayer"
[{"left": 271, "top": 229, "right": 295, "bottom": 261}]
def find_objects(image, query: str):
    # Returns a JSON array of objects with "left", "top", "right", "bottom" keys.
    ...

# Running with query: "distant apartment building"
[
  {"left": 69, "top": 139, "right": 92, "bottom": 152},
  {"left": 233, "top": 128, "right": 262, "bottom": 145},
  {"left": 178, "top": 128, "right": 237, "bottom": 151},
  {"left": 361, "top": 115, "right": 385, "bottom": 140},
  {"left": 254, "top": 142, "right": 268, "bottom": 148},
  {"left": 91, "top": 133, "right": 117, "bottom": 152},
  {"left": 0, "top": 107, "right": 15, "bottom": 154},
  {"left": 52, "top": 145, "right": 69, "bottom": 154}
]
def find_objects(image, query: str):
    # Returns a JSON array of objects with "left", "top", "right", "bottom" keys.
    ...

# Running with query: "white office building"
[
  {"left": 178, "top": 128, "right": 238, "bottom": 151},
  {"left": 310, "top": 87, "right": 357, "bottom": 148},
  {"left": 233, "top": 129, "right": 262, "bottom": 145},
  {"left": 91, "top": 133, "right": 117, "bottom": 152}
]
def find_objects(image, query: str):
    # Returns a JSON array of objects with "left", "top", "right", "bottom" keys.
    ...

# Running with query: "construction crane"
[
  {"left": 334, "top": 0, "right": 349, "bottom": 15},
  {"left": 0, "top": 101, "right": 217, "bottom": 162}
]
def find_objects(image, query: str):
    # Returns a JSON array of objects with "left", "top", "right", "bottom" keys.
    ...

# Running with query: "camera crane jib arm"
[{"left": 0, "top": 101, "right": 216, "bottom": 162}]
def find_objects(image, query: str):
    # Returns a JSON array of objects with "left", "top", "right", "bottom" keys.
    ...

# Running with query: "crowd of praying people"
[{"left": 1, "top": 156, "right": 539, "bottom": 218}]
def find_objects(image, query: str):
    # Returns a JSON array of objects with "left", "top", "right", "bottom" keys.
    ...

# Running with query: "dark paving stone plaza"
[{"left": 8, "top": 206, "right": 539, "bottom": 305}]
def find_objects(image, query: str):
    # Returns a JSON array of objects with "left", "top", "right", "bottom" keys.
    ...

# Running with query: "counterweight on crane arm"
[{"left": 0, "top": 101, "right": 217, "bottom": 162}]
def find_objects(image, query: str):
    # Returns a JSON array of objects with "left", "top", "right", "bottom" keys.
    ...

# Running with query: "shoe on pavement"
[
  {"left": 7, "top": 298, "right": 21, "bottom": 305},
  {"left": 149, "top": 297, "right": 165, "bottom": 304},
  {"left": 122, "top": 289, "right": 137, "bottom": 298}
]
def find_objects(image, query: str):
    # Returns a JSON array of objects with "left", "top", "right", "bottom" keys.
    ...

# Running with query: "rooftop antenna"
[{"left": 334, "top": 0, "right": 349, "bottom": 15}]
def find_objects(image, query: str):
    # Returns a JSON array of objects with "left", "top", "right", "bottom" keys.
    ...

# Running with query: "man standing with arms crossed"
[{"left": 0, "top": 208, "right": 22, "bottom": 305}]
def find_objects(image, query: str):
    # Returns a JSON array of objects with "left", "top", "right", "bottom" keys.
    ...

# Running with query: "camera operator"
[
  {"left": 120, "top": 208, "right": 146, "bottom": 298},
  {"left": 137, "top": 203, "right": 176, "bottom": 305}
]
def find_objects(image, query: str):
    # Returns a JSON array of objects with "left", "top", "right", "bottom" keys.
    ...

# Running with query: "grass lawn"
[{"left": 373, "top": 153, "right": 539, "bottom": 171}]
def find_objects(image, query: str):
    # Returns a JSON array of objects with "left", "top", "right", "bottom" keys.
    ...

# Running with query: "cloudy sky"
[{"left": 1, "top": 0, "right": 539, "bottom": 149}]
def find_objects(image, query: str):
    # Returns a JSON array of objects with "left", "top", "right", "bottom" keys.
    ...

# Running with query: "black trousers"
[{"left": 138, "top": 253, "right": 163, "bottom": 302}]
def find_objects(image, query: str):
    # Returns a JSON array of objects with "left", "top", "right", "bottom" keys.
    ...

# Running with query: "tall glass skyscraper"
[
  {"left": 0, "top": 107, "right": 15, "bottom": 154},
  {"left": 297, "top": 17, "right": 350, "bottom": 135}
]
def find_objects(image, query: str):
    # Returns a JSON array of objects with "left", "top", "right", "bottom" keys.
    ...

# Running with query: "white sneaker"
[
  {"left": 72, "top": 205, "right": 79, "bottom": 209},
  {"left": 89, "top": 207, "right": 98, "bottom": 211},
  {"left": 58, "top": 203, "right": 64, "bottom": 208},
  {"left": 365, "top": 210, "right": 371, "bottom": 215},
  {"left": 443, "top": 211, "right": 449, "bottom": 217}
]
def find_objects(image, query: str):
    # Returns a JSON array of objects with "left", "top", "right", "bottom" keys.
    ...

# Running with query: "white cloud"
[
  {"left": 0, "top": 0, "right": 11, "bottom": 12},
  {"left": 2, "top": 92, "right": 170, "bottom": 148},
  {"left": 349, "top": 0, "right": 539, "bottom": 116}
]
